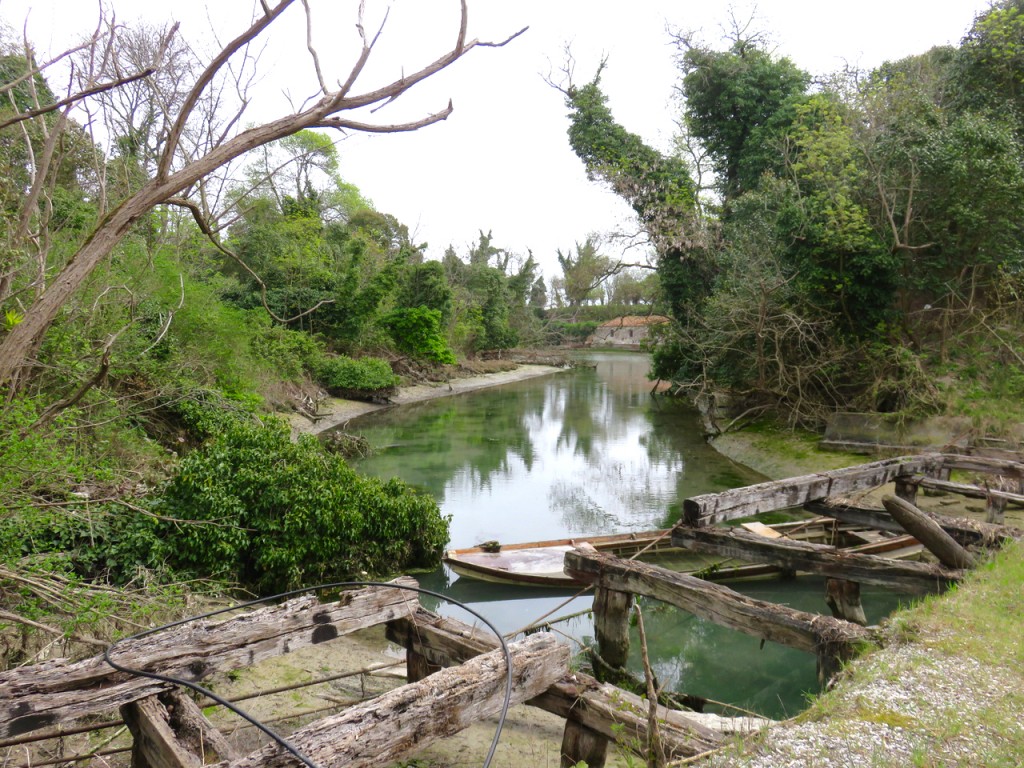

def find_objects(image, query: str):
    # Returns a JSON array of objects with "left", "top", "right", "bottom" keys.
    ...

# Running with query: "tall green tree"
[{"left": 556, "top": 235, "right": 613, "bottom": 313}]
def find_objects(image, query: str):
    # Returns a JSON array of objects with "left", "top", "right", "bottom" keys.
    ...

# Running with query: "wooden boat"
[{"left": 442, "top": 518, "right": 922, "bottom": 588}]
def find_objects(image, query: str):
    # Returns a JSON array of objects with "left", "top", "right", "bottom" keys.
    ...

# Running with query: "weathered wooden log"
[
  {"left": 535, "top": 679, "right": 724, "bottom": 763},
  {"left": 0, "top": 578, "right": 419, "bottom": 738},
  {"left": 214, "top": 634, "right": 569, "bottom": 768},
  {"left": 385, "top": 610, "right": 726, "bottom": 762},
  {"left": 805, "top": 500, "right": 1023, "bottom": 548},
  {"left": 670, "top": 525, "right": 961, "bottom": 595},
  {"left": 564, "top": 547, "right": 870, "bottom": 683},
  {"left": 683, "top": 456, "right": 939, "bottom": 527},
  {"left": 882, "top": 496, "right": 977, "bottom": 569}
]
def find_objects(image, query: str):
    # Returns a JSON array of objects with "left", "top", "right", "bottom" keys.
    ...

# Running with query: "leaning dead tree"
[{"left": 0, "top": 0, "right": 525, "bottom": 393}]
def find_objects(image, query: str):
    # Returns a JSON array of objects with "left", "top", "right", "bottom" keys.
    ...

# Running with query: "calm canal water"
[{"left": 347, "top": 352, "right": 911, "bottom": 719}]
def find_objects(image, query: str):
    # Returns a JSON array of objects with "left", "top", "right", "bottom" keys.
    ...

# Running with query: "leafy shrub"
[
  {"left": 249, "top": 324, "right": 326, "bottom": 382},
  {"left": 380, "top": 307, "right": 457, "bottom": 364},
  {"left": 1, "top": 504, "right": 164, "bottom": 584},
  {"left": 315, "top": 355, "right": 399, "bottom": 399},
  {"left": 150, "top": 384, "right": 263, "bottom": 446},
  {"left": 154, "top": 418, "right": 449, "bottom": 593},
  {"left": 0, "top": 395, "right": 114, "bottom": 502}
]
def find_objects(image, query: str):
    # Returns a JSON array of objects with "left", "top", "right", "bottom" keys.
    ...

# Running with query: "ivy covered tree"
[
  {"left": 677, "top": 37, "right": 810, "bottom": 201},
  {"left": 562, "top": 14, "right": 1024, "bottom": 424}
]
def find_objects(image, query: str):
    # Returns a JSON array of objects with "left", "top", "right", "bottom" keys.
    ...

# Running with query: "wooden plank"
[
  {"left": 385, "top": 611, "right": 725, "bottom": 760},
  {"left": 563, "top": 548, "right": 870, "bottom": 657},
  {"left": 740, "top": 522, "right": 783, "bottom": 538},
  {"left": 882, "top": 496, "right": 977, "bottom": 569},
  {"left": 683, "top": 456, "right": 940, "bottom": 527},
  {"left": 214, "top": 634, "right": 569, "bottom": 768},
  {"left": 804, "top": 500, "right": 1023, "bottom": 548},
  {"left": 670, "top": 526, "right": 961, "bottom": 595},
  {"left": 0, "top": 578, "right": 419, "bottom": 738}
]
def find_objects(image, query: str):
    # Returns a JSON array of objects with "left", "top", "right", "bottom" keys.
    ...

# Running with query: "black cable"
[{"left": 104, "top": 581, "right": 514, "bottom": 768}]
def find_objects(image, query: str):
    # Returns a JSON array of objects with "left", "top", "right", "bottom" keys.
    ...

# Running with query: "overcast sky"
[{"left": 1, "top": 0, "right": 993, "bottom": 280}]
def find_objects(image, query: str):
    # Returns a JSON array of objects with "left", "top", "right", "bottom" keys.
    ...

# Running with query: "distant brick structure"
[{"left": 587, "top": 315, "right": 669, "bottom": 349}]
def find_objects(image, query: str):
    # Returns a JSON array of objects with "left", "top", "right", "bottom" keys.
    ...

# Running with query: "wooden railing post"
[
  {"left": 592, "top": 586, "right": 634, "bottom": 680},
  {"left": 894, "top": 476, "right": 918, "bottom": 506},
  {"left": 824, "top": 578, "right": 867, "bottom": 626},
  {"left": 121, "top": 690, "right": 235, "bottom": 768},
  {"left": 561, "top": 585, "right": 634, "bottom": 768},
  {"left": 560, "top": 722, "right": 609, "bottom": 768},
  {"left": 404, "top": 645, "right": 440, "bottom": 682}
]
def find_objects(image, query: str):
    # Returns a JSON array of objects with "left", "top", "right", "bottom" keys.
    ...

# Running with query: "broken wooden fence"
[
  {"left": 566, "top": 451, "right": 1023, "bottom": 728},
  {"left": 0, "top": 577, "right": 748, "bottom": 768}
]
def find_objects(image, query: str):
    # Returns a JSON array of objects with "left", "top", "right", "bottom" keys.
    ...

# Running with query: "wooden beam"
[
  {"left": 882, "top": 496, "right": 976, "bottom": 569},
  {"left": 214, "top": 634, "right": 569, "bottom": 768},
  {"left": 670, "top": 526, "right": 961, "bottom": 595},
  {"left": 683, "top": 456, "right": 939, "bottom": 527},
  {"left": 804, "top": 500, "right": 1023, "bottom": 548},
  {"left": 563, "top": 547, "right": 870, "bottom": 680},
  {"left": 535, "top": 679, "right": 723, "bottom": 763},
  {"left": 0, "top": 578, "right": 419, "bottom": 738},
  {"left": 907, "top": 475, "right": 1024, "bottom": 508},
  {"left": 385, "top": 611, "right": 726, "bottom": 761},
  {"left": 936, "top": 454, "right": 1024, "bottom": 479}
]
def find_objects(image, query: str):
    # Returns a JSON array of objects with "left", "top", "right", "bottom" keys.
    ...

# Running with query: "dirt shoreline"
[{"left": 288, "top": 363, "right": 567, "bottom": 437}]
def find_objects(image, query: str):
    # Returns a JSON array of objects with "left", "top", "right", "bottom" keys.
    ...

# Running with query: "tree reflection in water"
[{"left": 348, "top": 352, "right": 762, "bottom": 547}]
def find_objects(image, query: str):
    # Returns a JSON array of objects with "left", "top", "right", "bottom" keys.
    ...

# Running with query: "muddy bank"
[{"left": 288, "top": 364, "right": 567, "bottom": 438}]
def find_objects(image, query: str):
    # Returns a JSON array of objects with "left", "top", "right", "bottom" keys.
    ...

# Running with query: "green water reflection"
[
  {"left": 349, "top": 352, "right": 763, "bottom": 545},
  {"left": 346, "top": 352, "right": 914, "bottom": 719}
]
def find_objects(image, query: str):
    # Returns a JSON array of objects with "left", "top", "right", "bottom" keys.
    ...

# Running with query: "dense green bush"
[
  {"left": 1, "top": 503, "right": 164, "bottom": 584},
  {"left": 249, "top": 323, "right": 326, "bottom": 382},
  {"left": 154, "top": 418, "right": 449, "bottom": 593},
  {"left": 380, "top": 306, "right": 457, "bottom": 364},
  {"left": 314, "top": 355, "right": 399, "bottom": 399}
]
